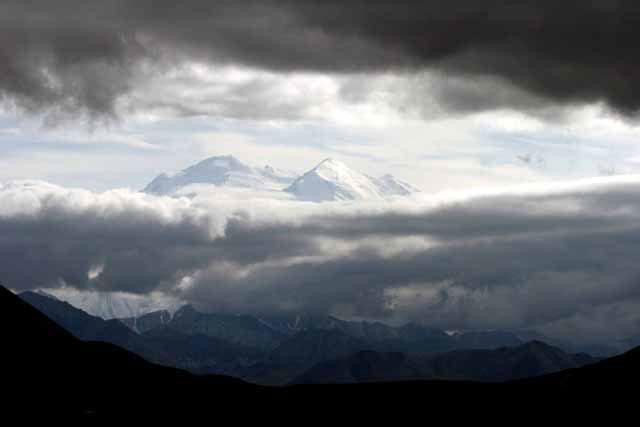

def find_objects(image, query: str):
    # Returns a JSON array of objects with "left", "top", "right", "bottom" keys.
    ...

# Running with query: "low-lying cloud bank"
[{"left": 3, "top": 177, "right": 640, "bottom": 343}]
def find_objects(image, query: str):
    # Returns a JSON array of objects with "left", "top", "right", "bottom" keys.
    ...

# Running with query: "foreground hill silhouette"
[
  {"left": 19, "top": 291, "right": 264, "bottom": 376},
  {"left": 3, "top": 285, "right": 255, "bottom": 415},
  {"left": 2, "top": 285, "right": 638, "bottom": 418}
]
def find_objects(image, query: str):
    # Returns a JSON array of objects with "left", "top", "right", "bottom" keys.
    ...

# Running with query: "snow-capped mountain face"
[
  {"left": 143, "top": 155, "right": 296, "bottom": 195},
  {"left": 45, "top": 288, "right": 184, "bottom": 320},
  {"left": 143, "top": 155, "right": 419, "bottom": 202},
  {"left": 284, "top": 158, "right": 419, "bottom": 202},
  {"left": 377, "top": 174, "right": 421, "bottom": 196},
  {"left": 285, "top": 158, "right": 384, "bottom": 202}
]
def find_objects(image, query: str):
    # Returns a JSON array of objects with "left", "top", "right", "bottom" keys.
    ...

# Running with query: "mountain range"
[
  {"left": 3, "top": 284, "right": 253, "bottom": 417},
  {"left": 4, "top": 283, "right": 639, "bottom": 418},
  {"left": 143, "top": 155, "right": 420, "bottom": 201},
  {"left": 19, "top": 290, "right": 598, "bottom": 385},
  {"left": 284, "top": 158, "right": 420, "bottom": 201},
  {"left": 20, "top": 291, "right": 264, "bottom": 376},
  {"left": 293, "top": 340, "right": 595, "bottom": 384},
  {"left": 41, "top": 287, "right": 183, "bottom": 320},
  {"left": 144, "top": 155, "right": 297, "bottom": 195},
  {"left": 42, "top": 287, "right": 631, "bottom": 355}
]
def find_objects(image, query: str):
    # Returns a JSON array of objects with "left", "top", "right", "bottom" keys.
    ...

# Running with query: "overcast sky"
[
  {"left": 3, "top": 65, "right": 640, "bottom": 192},
  {"left": 2, "top": 1, "right": 640, "bottom": 191},
  {"left": 3, "top": 1, "right": 640, "bottom": 344}
]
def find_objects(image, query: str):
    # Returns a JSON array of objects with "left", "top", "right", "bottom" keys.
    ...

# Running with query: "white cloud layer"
[{"left": 4, "top": 177, "right": 640, "bottom": 344}]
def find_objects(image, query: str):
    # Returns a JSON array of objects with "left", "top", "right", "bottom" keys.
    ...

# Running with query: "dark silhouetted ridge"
[{"left": 3, "top": 284, "right": 639, "bottom": 418}]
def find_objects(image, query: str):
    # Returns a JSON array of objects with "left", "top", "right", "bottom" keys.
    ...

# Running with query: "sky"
[
  {"left": 3, "top": 65, "right": 640, "bottom": 192},
  {"left": 3, "top": 1, "right": 640, "bottom": 345}
]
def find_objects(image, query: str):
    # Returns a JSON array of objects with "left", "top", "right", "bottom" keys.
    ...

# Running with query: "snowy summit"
[
  {"left": 144, "top": 155, "right": 419, "bottom": 202},
  {"left": 285, "top": 158, "right": 419, "bottom": 202},
  {"left": 143, "top": 155, "right": 296, "bottom": 195}
]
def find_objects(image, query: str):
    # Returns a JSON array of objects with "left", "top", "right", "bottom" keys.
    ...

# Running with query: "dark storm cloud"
[
  {"left": 4, "top": 178, "right": 640, "bottom": 342},
  {"left": 2, "top": 1, "right": 640, "bottom": 119},
  {"left": 0, "top": 182, "right": 219, "bottom": 293},
  {"left": 0, "top": 182, "right": 317, "bottom": 293},
  {"left": 182, "top": 187, "right": 640, "bottom": 331}
]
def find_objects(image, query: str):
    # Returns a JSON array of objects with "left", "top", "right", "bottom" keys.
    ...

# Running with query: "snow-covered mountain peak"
[
  {"left": 285, "top": 158, "right": 386, "bottom": 202},
  {"left": 187, "top": 155, "right": 251, "bottom": 174},
  {"left": 313, "top": 158, "right": 364, "bottom": 181},
  {"left": 143, "top": 155, "right": 295, "bottom": 195},
  {"left": 143, "top": 154, "right": 419, "bottom": 201},
  {"left": 284, "top": 158, "right": 421, "bottom": 202}
]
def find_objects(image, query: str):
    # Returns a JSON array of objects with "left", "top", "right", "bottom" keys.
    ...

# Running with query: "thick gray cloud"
[
  {"left": 0, "top": 181, "right": 222, "bottom": 293},
  {"left": 3, "top": 178, "right": 640, "bottom": 344},
  {"left": 2, "top": 1, "right": 640, "bottom": 119}
]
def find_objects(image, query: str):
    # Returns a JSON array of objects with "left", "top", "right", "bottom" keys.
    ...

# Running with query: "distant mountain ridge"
[
  {"left": 19, "top": 291, "right": 156, "bottom": 356},
  {"left": 29, "top": 287, "right": 628, "bottom": 356},
  {"left": 294, "top": 341, "right": 597, "bottom": 384},
  {"left": 3, "top": 285, "right": 254, "bottom": 416},
  {"left": 6, "top": 283, "right": 638, "bottom": 417},
  {"left": 124, "top": 304, "right": 529, "bottom": 357},
  {"left": 23, "top": 290, "right": 597, "bottom": 385},
  {"left": 167, "top": 304, "right": 286, "bottom": 351},
  {"left": 43, "top": 288, "right": 531, "bottom": 355},
  {"left": 43, "top": 287, "right": 184, "bottom": 320},
  {"left": 143, "top": 155, "right": 420, "bottom": 201},
  {"left": 19, "top": 292, "right": 266, "bottom": 376},
  {"left": 14, "top": 290, "right": 601, "bottom": 387},
  {"left": 120, "top": 309, "right": 172, "bottom": 334}
]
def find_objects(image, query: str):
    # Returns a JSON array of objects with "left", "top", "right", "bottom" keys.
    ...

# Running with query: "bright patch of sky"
[{"left": 2, "top": 65, "right": 640, "bottom": 193}]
